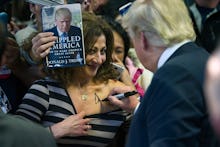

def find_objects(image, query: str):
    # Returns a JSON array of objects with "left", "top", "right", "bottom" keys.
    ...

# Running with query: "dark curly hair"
[{"left": 47, "top": 12, "right": 119, "bottom": 87}]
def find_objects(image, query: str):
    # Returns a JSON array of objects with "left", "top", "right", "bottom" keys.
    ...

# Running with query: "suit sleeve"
[{"left": 146, "top": 65, "right": 205, "bottom": 147}]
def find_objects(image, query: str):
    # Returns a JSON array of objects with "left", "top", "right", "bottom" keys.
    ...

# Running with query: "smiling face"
[{"left": 83, "top": 34, "right": 107, "bottom": 78}]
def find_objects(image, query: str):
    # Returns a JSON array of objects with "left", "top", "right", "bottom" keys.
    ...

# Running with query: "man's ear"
[{"left": 140, "top": 31, "right": 149, "bottom": 51}]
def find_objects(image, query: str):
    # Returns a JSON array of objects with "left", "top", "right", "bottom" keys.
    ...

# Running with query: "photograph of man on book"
[{"left": 45, "top": 7, "right": 81, "bottom": 38}]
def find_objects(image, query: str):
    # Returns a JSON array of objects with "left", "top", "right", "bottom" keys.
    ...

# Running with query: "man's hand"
[{"left": 107, "top": 86, "right": 140, "bottom": 113}]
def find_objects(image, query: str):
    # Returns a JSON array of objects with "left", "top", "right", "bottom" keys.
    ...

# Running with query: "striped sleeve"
[{"left": 16, "top": 80, "right": 50, "bottom": 123}]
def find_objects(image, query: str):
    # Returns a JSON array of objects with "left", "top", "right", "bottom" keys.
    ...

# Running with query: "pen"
[{"left": 102, "top": 91, "right": 138, "bottom": 101}]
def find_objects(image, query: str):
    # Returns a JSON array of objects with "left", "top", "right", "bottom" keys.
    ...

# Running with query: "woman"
[
  {"left": 103, "top": 16, "right": 153, "bottom": 97},
  {"left": 16, "top": 12, "right": 135, "bottom": 147}
]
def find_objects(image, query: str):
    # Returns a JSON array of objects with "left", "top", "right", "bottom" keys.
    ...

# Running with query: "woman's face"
[
  {"left": 83, "top": 34, "right": 107, "bottom": 78},
  {"left": 112, "top": 31, "right": 125, "bottom": 62}
]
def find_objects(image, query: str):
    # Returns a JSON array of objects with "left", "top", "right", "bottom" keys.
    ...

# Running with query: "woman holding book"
[{"left": 16, "top": 12, "right": 139, "bottom": 147}]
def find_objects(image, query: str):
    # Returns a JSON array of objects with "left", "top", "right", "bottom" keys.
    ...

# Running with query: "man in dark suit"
[
  {"left": 45, "top": 7, "right": 81, "bottom": 38},
  {"left": 107, "top": 0, "right": 220, "bottom": 146}
]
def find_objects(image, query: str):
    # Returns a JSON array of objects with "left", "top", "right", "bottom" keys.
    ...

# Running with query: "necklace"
[
  {"left": 78, "top": 82, "right": 88, "bottom": 101},
  {"left": 78, "top": 83, "right": 101, "bottom": 103},
  {"left": 81, "top": 94, "right": 88, "bottom": 101},
  {"left": 81, "top": 93, "right": 101, "bottom": 103}
]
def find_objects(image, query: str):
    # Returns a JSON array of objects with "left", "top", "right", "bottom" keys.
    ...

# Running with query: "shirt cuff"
[{"left": 134, "top": 102, "right": 140, "bottom": 114}]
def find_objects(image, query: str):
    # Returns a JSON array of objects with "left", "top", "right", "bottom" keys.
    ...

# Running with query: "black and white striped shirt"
[{"left": 16, "top": 79, "right": 130, "bottom": 147}]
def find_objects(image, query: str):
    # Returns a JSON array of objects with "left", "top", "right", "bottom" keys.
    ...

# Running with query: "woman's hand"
[
  {"left": 50, "top": 111, "right": 91, "bottom": 139},
  {"left": 113, "top": 56, "right": 134, "bottom": 87},
  {"left": 30, "top": 32, "right": 57, "bottom": 62}
]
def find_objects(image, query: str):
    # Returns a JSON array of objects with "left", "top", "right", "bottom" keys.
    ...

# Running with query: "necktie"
[
  {"left": 61, "top": 32, "right": 68, "bottom": 43},
  {"left": 61, "top": 32, "right": 68, "bottom": 37}
]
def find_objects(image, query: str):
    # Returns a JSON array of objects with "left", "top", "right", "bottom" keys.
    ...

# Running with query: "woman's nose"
[
  {"left": 92, "top": 53, "right": 102, "bottom": 64},
  {"left": 112, "top": 53, "right": 117, "bottom": 62}
]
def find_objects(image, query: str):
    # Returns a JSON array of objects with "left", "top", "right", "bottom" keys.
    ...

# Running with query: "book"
[
  {"left": 26, "top": 0, "right": 64, "bottom": 6},
  {"left": 41, "top": 3, "right": 85, "bottom": 68}
]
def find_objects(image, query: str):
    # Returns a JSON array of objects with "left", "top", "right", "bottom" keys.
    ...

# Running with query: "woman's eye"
[
  {"left": 88, "top": 49, "right": 96, "bottom": 54},
  {"left": 101, "top": 48, "right": 107, "bottom": 55},
  {"left": 115, "top": 48, "right": 123, "bottom": 54}
]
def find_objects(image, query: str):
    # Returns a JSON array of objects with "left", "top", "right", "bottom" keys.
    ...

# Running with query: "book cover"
[
  {"left": 41, "top": 3, "right": 85, "bottom": 68},
  {"left": 26, "top": 0, "right": 64, "bottom": 6}
]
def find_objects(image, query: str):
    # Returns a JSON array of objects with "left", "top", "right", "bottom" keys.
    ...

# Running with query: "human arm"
[{"left": 16, "top": 80, "right": 91, "bottom": 139}]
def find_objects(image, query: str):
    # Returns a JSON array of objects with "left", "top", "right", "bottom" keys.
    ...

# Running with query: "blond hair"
[
  {"left": 123, "top": 0, "right": 196, "bottom": 47},
  {"left": 55, "top": 7, "right": 72, "bottom": 21}
]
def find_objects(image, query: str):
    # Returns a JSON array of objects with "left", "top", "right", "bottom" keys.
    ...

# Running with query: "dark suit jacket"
[
  {"left": 126, "top": 42, "right": 220, "bottom": 147},
  {"left": 45, "top": 25, "right": 82, "bottom": 37},
  {"left": 0, "top": 111, "right": 57, "bottom": 147}
]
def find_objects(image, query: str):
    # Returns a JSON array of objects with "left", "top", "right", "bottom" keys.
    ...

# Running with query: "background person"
[
  {"left": 188, "top": 0, "right": 220, "bottom": 46},
  {"left": 103, "top": 16, "right": 152, "bottom": 97}
]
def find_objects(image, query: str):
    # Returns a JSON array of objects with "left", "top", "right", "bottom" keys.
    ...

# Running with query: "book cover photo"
[{"left": 41, "top": 3, "right": 85, "bottom": 68}]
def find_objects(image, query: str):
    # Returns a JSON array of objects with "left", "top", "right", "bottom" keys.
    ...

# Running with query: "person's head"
[
  {"left": 48, "top": 12, "right": 118, "bottom": 87},
  {"left": 55, "top": 7, "right": 72, "bottom": 33},
  {"left": 103, "top": 16, "right": 130, "bottom": 64},
  {"left": 122, "top": 0, "right": 196, "bottom": 72}
]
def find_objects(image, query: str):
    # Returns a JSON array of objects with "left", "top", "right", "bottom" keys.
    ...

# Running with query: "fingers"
[
  {"left": 32, "top": 32, "right": 55, "bottom": 43},
  {"left": 108, "top": 86, "right": 132, "bottom": 96},
  {"left": 73, "top": 111, "right": 91, "bottom": 126},
  {"left": 31, "top": 32, "right": 57, "bottom": 59},
  {"left": 82, "top": 124, "right": 92, "bottom": 130},
  {"left": 76, "top": 111, "right": 86, "bottom": 118},
  {"left": 108, "top": 95, "right": 124, "bottom": 107}
]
